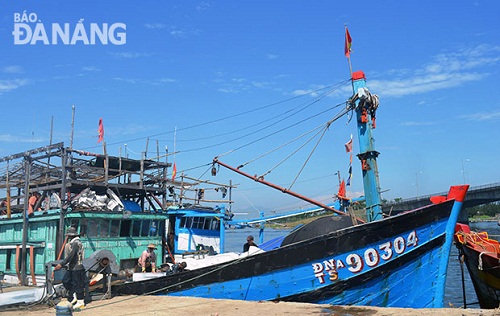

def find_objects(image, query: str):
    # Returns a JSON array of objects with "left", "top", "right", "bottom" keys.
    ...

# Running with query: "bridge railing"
[{"left": 384, "top": 182, "right": 500, "bottom": 206}]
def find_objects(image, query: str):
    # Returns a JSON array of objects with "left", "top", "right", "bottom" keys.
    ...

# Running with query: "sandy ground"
[{"left": 1, "top": 295, "right": 500, "bottom": 316}]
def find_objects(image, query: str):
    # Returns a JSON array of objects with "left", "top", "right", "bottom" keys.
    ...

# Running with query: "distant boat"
[
  {"left": 454, "top": 223, "right": 500, "bottom": 309},
  {"left": 110, "top": 71, "right": 470, "bottom": 308}
]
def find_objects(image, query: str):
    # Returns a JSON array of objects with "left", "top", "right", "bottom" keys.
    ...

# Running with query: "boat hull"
[
  {"left": 455, "top": 224, "right": 500, "bottom": 309},
  {"left": 113, "top": 198, "right": 461, "bottom": 308}
]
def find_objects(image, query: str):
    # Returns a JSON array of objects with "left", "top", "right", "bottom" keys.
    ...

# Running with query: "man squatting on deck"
[
  {"left": 54, "top": 227, "right": 86, "bottom": 309},
  {"left": 138, "top": 243, "right": 157, "bottom": 272}
]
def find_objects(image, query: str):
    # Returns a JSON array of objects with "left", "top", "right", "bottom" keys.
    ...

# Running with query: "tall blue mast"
[{"left": 351, "top": 71, "right": 383, "bottom": 221}]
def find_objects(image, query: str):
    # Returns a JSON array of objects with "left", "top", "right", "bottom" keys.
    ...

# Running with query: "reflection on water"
[{"left": 224, "top": 222, "right": 500, "bottom": 309}]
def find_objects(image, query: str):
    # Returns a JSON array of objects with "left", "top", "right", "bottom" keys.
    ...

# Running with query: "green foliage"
[{"left": 468, "top": 202, "right": 500, "bottom": 218}]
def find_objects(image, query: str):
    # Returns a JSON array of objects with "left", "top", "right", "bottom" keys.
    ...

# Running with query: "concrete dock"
[{"left": 1, "top": 295, "right": 499, "bottom": 316}]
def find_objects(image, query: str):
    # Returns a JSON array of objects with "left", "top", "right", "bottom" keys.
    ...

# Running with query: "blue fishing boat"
[{"left": 110, "top": 70, "right": 470, "bottom": 308}]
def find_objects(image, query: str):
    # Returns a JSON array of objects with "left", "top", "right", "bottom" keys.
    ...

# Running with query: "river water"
[{"left": 224, "top": 221, "right": 500, "bottom": 308}]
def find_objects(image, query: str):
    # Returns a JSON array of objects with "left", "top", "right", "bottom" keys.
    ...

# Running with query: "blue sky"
[{"left": 0, "top": 1, "right": 499, "bottom": 216}]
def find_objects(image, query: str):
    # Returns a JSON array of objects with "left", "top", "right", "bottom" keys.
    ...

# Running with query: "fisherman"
[
  {"left": 138, "top": 243, "right": 157, "bottom": 273},
  {"left": 54, "top": 227, "right": 86, "bottom": 310},
  {"left": 243, "top": 235, "right": 258, "bottom": 252},
  {"left": 165, "top": 261, "right": 187, "bottom": 275},
  {"left": 28, "top": 191, "right": 41, "bottom": 216}
]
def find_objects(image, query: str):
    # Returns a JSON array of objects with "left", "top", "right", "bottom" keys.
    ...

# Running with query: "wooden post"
[
  {"left": 6, "top": 160, "right": 11, "bottom": 218},
  {"left": 21, "top": 156, "right": 31, "bottom": 286},
  {"left": 104, "top": 142, "right": 108, "bottom": 185},
  {"left": 59, "top": 147, "right": 68, "bottom": 257}
]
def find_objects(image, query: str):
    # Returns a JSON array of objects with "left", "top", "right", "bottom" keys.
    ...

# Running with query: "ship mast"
[{"left": 350, "top": 71, "right": 383, "bottom": 221}]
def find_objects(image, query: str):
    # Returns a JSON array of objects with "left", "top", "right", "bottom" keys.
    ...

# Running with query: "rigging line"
[
  {"left": 288, "top": 124, "right": 329, "bottom": 190},
  {"left": 238, "top": 123, "right": 325, "bottom": 169},
  {"left": 80, "top": 80, "right": 350, "bottom": 151},
  {"left": 259, "top": 125, "right": 326, "bottom": 179},
  {"left": 181, "top": 103, "right": 338, "bottom": 155},
  {"left": 192, "top": 164, "right": 213, "bottom": 182},
  {"left": 176, "top": 162, "right": 213, "bottom": 175},
  {"left": 171, "top": 80, "right": 349, "bottom": 143},
  {"left": 213, "top": 101, "right": 347, "bottom": 158}
]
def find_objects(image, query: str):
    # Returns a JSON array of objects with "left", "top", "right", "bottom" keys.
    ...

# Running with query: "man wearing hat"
[
  {"left": 54, "top": 226, "right": 86, "bottom": 309},
  {"left": 138, "top": 243, "right": 157, "bottom": 273}
]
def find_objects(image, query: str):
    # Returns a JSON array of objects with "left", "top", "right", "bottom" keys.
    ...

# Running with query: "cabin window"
[
  {"left": 141, "top": 220, "right": 151, "bottom": 237},
  {"left": 120, "top": 220, "right": 131, "bottom": 237},
  {"left": 6, "top": 249, "right": 12, "bottom": 270},
  {"left": 132, "top": 220, "right": 141, "bottom": 237},
  {"left": 193, "top": 217, "right": 203, "bottom": 229},
  {"left": 203, "top": 218, "right": 211, "bottom": 230},
  {"left": 99, "top": 219, "right": 109, "bottom": 237},
  {"left": 158, "top": 220, "right": 165, "bottom": 237},
  {"left": 87, "top": 219, "right": 99, "bottom": 237},
  {"left": 110, "top": 220, "right": 120, "bottom": 237},
  {"left": 149, "top": 221, "right": 159, "bottom": 237},
  {"left": 79, "top": 219, "right": 88, "bottom": 237},
  {"left": 210, "top": 219, "right": 220, "bottom": 230}
]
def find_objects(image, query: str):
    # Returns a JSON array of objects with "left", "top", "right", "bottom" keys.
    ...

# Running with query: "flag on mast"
[
  {"left": 97, "top": 118, "right": 104, "bottom": 143},
  {"left": 344, "top": 138, "right": 353, "bottom": 153},
  {"left": 172, "top": 162, "right": 177, "bottom": 181},
  {"left": 338, "top": 179, "right": 347, "bottom": 199},
  {"left": 344, "top": 26, "right": 352, "bottom": 58}
]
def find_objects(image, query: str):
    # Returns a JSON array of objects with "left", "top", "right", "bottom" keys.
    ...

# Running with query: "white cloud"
[
  {"left": 159, "top": 78, "right": 177, "bottom": 83},
  {"left": 0, "top": 79, "right": 29, "bottom": 94},
  {"left": 369, "top": 44, "right": 499, "bottom": 98},
  {"left": 0, "top": 134, "right": 44, "bottom": 143},
  {"left": 82, "top": 66, "right": 101, "bottom": 72},
  {"left": 110, "top": 52, "right": 153, "bottom": 59},
  {"left": 113, "top": 77, "right": 178, "bottom": 86},
  {"left": 3, "top": 65, "right": 23, "bottom": 74},
  {"left": 144, "top": 23, "right": 168, "bottom": 29},
  {"left": 400, "top": 121, "right": 436, "bottom": 127},
  {"left": 459, "top": 110, "right": 500, "bottom": 121},
  {"left": 267, "top": 54, "right": 278, "bottom": 60},
  {"left": 170, "top": 30, "right": 186, "bottom": 38},
  {"left": 196, "top": 1, "right": 211, "bottom": 11},
  {"left": 290, "top": 84, "right": 330, "bottom": 98}
]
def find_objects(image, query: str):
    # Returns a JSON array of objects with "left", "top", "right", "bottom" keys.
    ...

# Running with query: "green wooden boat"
[{"left": 0, "top": 143, "right": 234, "bottom": 286}]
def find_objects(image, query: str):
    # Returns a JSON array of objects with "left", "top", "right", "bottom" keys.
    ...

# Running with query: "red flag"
[
  {"left": 344, "top": 138, "right": 353, "bottom": 153},
  {"left": 338, "top": 179, "right": 346, "bottom": 199},
  {"left": 97, "top": 118, "right": 104, "bottom": 143},
  {"left": 344, "top": 27, "right": 352, "bottom": 57},
  {"left": 171, "top": 162, "right": 177, "bottom": 181}
]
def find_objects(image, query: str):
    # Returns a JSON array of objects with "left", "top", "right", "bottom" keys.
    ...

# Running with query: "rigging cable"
[
  {"left": 215, "top": 100, "right": 347, "bottom": 159},
  {"left": 288, "top": 124, "right": 330, "bottom": 190},
  {"left": 259, "top": 125, "right": 325, "bottom": 181},
  {"left": 237, "top": 123, "right": 325, "bottom": 169},
  {"left": 81, "top": 80, "right": 350, "bottom": 151},
  {"left": 181, "top": 83, "right": 349, "bottom": 154}
]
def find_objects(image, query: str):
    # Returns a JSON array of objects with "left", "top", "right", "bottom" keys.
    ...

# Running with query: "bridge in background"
[{"left": 383, "top": 183, "right": 500, "bottom": 214}]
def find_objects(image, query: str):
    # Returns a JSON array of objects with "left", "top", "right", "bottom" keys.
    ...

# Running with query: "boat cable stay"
[
  {"left": 69, "top": 80, "right": 351, "bottom": 157},
  {"left": 160, "top": 78, "right": 352, "bottom": 179},
  {"left": 182, "top": 80, "right": 351, "bottom": 148},
  {"left": 211, "top": 87, "right": 377, "bottom": 223}
]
